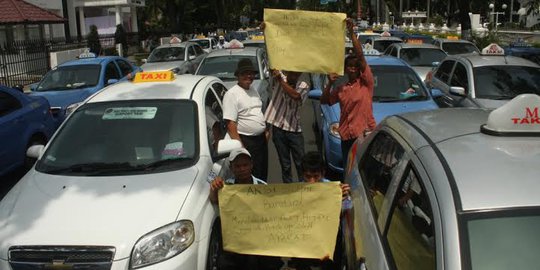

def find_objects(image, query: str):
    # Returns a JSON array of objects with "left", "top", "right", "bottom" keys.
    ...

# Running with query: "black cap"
[{"left": 235, "top": 58, "right": 257, "bottom": 76}]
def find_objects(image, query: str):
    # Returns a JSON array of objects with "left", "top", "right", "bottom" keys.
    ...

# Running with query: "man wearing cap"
[
  {"left": 209, "top": 148, "right": 282, "bottom": 270},
  {"left": 223, "top": 58, "right": 269, "bottom": 181},
  {"left": 217, "top": 35, "right": 228, "bottom": 49},
  {"left": 209, "top": 148, "right": 266, "bottom": 204}
]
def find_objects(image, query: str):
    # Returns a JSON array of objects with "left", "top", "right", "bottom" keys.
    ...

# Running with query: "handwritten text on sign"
[
  {"left": 219, "top": 182, "right": 342, "bottom": 259},
  {"left": 264, "top": 9, "right": 346, "bottom": 75}
]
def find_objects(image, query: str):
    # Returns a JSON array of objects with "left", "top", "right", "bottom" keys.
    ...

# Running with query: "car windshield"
[
  {"left": 193, "top": 40, "right": 210, "bottom": 49},
  {"left": 443, "top": 42, "right": 479, "bottom": 55},
  {"left": 400, "top": 48, "right": 447, "bottom": 66},
  {"left": 371, "top": 65, "right": 429, "bottom": 102},
  {"left": 463, "top": 211, "right": 540, "bottom": 270},
  {"left": 473, "top": 65, "right": 540, "bottom": 99},
  {"left": 36, "top": 100, "right": 198, "bottom": 176},
  {"left": 147, "top": 47, "right": 185, "bottom": 62},
  {"left": 197, "top": 55, "right": 260, "bottom": 81},
  {"left": 374, "top": 40, "right": 402, "bottom": 52},
  {"left": 37, "top": 65, "right": 101, "bottom": 91}
]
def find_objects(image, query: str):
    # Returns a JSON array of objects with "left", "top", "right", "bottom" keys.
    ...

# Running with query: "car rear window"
[
  {"left": 463, "top": 210, "right": 540, "bottom": 270},
  {"left": 197, "top": 55, "right": 259, "bottom": 81},
  {"left": 442, "top": 43, "right": 479, "bottom": 55},
  {"left": 473, "top": 65, "right": 540, "bottom": 99},
  {"left": 147, "top": 47, "right": 185, "bottom": 62},
  {"left": 400, "top": 48, "right": 447, "bottom": 66}
]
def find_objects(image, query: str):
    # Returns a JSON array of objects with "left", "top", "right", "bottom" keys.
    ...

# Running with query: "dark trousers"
[
  {"left": 272, "top": 126, "right": 305, "bottom": 183},
  {"left": 240, "top": 133, "right": 268, "bottom": 181},
  {"left": 341, "top": 138, "right": 356, "bottom": 172}
]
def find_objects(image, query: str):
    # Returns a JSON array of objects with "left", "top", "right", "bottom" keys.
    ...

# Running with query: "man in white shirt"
[{"left": 223, "top": 58, "right": 268, "bottom": 181}]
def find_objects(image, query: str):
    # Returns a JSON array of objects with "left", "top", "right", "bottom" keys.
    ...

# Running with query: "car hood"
[
  {"left": 141, "top": 61, "right": 185, "bottom": 71},
  {"left": 411, "top": 66, "right": 433, "bottom": 81},
  {"left": 373, "top": 100, "right": 439, "bottom": 123},
  {"left": 325, "top": 99, "right": 438, "bottom": 124},
  {"left": 0, "top": 168, "right": 198, "bottom": 260},
  {"left": 29, "top": 88, "right": 97, "bottom": 108}
]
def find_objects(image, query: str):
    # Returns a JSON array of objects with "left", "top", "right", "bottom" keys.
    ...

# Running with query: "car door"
[
  {"left": 446, "top": 62, "right": 476, "bottom": 107},
  {"left": 343, "top": 129, "right": 408, "bottom": 270},
  {"left": 204, "top": 82, "right": 231, "bottom": 179},
  {"left": 115, "top": 59, "right": 135, "bottom": 78},
  {"left": 0, "top": 90, "right": 27, "bottom": 173},
  {"left": 381, "top": 161, "right": 438, "bottom": 270},
  {"left": 428, "top": 60, "right": 455, "bottom": 107}
]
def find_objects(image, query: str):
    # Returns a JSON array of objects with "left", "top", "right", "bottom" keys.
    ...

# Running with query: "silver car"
[
  {"left": 195, "top": 47, "right": 271, "bottom": 110},
  {"left": 432, "top": 38, "right": 480, "bottom": 55},
  {"left": 426, "top": 51, "right": 540, "bottom": 108},
  {"left": 365, "top": 36, "right": 403, "bottom": 52},
  {"left": 141, "top": 42, "right": 207, "bottom": 74},
  {"left": 384, "top": 43, "right": 447, "bottom": 80},
  {"left": 342, "top": 94, "right": 540, "bottom": 270}
]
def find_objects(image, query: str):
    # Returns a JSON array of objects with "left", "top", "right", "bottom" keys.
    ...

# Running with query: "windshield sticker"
[
  {"left": 46, "top": 155, "right": 56, "bottom": 161},
  {"left": 135, "top": 147, "right": 154, "bottom": 160},
  {"left": 102, "top": 107, "right": 157, "bottom": 120},
  {"left": 162, "top": 142, "right": 184, "bottom": 159}
]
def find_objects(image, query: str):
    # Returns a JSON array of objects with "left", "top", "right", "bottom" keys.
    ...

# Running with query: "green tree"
[{"left": 87, "top": 25, "right": 101, "bottom": 55}]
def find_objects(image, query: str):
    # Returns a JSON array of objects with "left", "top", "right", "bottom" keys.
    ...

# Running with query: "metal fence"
[{"left": 0, "top": 33, "right": 140, "bottom": 87}]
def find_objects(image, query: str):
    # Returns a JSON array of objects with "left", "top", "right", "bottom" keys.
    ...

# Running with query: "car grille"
[{"left": 9, "top": 246, "right": 115, "bottom": 270}]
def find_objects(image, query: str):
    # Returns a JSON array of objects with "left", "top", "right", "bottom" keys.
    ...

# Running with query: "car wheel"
[
  {"left": 24, "top": 135, "right": 46, "bottom": 170},
  {"left": 206, "top": 223, "right": 222, "bottom": 270}
]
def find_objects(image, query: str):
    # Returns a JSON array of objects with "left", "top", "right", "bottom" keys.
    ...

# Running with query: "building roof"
[{"left": 0, "top": 0, "right": 65, "bottom": 24}]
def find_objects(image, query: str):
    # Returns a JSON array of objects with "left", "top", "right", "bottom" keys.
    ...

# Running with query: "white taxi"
[
  {"left": 342, "top": 94, "right": 540, "bottom": 270},
  {"left": 426, "top": 43, "right": 540, "bottom": 108},
  {"left": 0, "top": 71, "right": 239, "bottom": 269}
]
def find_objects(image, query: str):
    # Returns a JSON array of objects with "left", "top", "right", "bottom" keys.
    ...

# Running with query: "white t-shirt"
[{"left": 223, "top": 84, "right": 266, "bottom": 136}]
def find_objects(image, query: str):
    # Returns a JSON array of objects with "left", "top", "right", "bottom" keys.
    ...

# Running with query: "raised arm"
[{"left": 346, "top": 18, "right": 367, "bottom": 72}]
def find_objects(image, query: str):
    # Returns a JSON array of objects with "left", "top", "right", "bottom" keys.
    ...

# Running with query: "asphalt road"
[{"left": 0, "top": 99, "right": 340, "bottom": 201}]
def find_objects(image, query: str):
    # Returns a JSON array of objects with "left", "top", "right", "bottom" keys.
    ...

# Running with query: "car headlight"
[
  {"left": 330, "top": 122, "right": 340, "bottom": 138},
  {"left": 130, "top": 220, "right": 195, "bottom": 269},
  {"left": 65, "top": 102, "right": 82, "bottom": 115}
]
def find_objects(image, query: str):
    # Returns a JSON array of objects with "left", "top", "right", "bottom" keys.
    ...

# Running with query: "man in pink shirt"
[{"left": 321, "top": 18, "right": 376, "bottom": 168}]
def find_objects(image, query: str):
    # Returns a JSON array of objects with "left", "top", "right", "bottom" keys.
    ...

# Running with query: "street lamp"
[{"left": 489, "top": 3, "right": 507, "bottom": 31}]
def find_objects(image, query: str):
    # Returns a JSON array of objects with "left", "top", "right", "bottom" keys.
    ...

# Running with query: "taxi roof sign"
[
  {"left": 381, "top": 31, "right": 391, "bottom": 37},
  {"left": 481, "top": 94, "right": 540, "bottom": 136},
  {"left": 481, "top": 43, "right": 505, "bottom": 55},
  {"left": 133, "top": 71, "right": 174, "bottom": 83},
  {"left": 79, "top": 49, "right": 96, "bottom": 59},
  {"left": 407, "top": 39, "right": 423, "bottom": 44},
  {"left": 446, "top": 35, "right": 459, "bottom": 40},
  {"left": 363, "top": 48, "right": 381, "bottom": 56}
]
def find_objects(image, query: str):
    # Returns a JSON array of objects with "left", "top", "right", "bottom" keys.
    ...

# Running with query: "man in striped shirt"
[{"left": 264, "top": 70, "right": 311, "bottom": 183}]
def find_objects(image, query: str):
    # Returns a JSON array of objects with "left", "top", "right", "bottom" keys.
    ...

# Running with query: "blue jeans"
[{"left": 272, "top": 125, "right": 305, "bottom": 183}]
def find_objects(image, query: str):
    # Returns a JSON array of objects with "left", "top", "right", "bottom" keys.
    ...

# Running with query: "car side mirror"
[
  {"left": 308, "top": 89, "right": 322, "bottom": 100},
  {"left": 214, "top": 139, "right": 243, "bottom": 161},
  {"left": 142, "top": 59, "right": 147, "bottom": 63},
  {"left": 430, "top": 88, "right": 444, "bottom": 98},
  {"left": 449, "top": 86, "right": 466, "bottom": 96},
  {"left": 29, "top": 83, "right": 39, "bottom": 91},
  {"left": 431, "top": 61, "right": 440, "bottom": 67},
  {"left": 27, "top": 145, "right": 45, "bottom": 159},
  {"left": 264, "top": 69, "right": 270, "bottom": 79},
  {"left": 107, "top": 79, "right": 119, "bottom": 85},
  {"left": 189, "top": 55, "right": 196, "bottom": 61}
]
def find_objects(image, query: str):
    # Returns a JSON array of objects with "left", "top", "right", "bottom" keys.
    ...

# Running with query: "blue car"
[
  {"left": 0, "top": 86, "right": 56, "bottom": 176},
  {"left": 309, "top": 56, "right": 441, "bottom": 173},
  {"left": 503, "top": 45, "right": 540, "bottom": 66},
  {"left": 30, "top": 54, "right": 140, "bottom": 125}
]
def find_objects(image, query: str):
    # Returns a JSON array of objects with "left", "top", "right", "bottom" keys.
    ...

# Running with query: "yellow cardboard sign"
[
  {"left": 133, "top": 71, "right": 174, "bottom": 83},
  {"left": 264, "top": 9, "right": 346, "bottom": 75},
  {"left": 219, "top": 182, "right": 342, "bottom": 259}
]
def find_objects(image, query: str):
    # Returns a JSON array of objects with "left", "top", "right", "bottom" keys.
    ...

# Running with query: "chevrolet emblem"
[{"left": 44, "top": 259, "right": 74, "bottom": 270}]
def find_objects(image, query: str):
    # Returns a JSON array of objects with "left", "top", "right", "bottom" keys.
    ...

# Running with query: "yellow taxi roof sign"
[
  {"left": 446, "top": 35, "right": 459, "bottom": 40},
  {"left": 407, "top": 39, "right": 423, "bottom": 44},
  {"left": 196, "top": 35, "right": 206, "bottom": 39},
  {"left": 133, "top": 71, "right": 174, "bottom": 83},
  {"left": 251, "top": 35, "right": 265, "bottom": 40}
]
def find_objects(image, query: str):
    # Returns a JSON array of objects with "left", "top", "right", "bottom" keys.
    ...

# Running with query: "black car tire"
[{"left": 206, "top": 222, "right": 222, "bottom": 270}]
